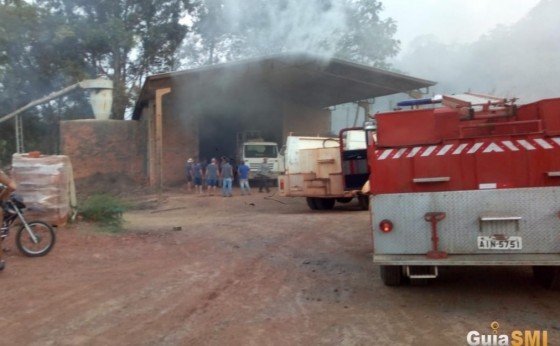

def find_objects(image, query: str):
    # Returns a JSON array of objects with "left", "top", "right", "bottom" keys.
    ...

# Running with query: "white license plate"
[{"left": 477, "top": 236, "right": 522, "bottom": 250}]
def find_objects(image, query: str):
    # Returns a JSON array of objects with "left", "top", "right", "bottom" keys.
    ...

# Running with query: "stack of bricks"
[{"left": 11, "top": 153, "right": 74, "bottom": 227}]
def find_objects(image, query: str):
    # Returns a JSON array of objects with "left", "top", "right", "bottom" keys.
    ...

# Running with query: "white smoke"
[
  {"left": 393, "top": 0, "right": 560, "bottom": 104},
  {"left": 221, "top": 0, "right": 349, "bottom": 57}
]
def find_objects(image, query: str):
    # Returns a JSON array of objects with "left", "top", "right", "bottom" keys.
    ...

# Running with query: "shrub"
[{"left": 78, "top": 194, "right": 128, "bottom": 232}]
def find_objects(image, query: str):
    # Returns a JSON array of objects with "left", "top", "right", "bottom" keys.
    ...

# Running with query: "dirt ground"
[{"left": 1, "top": 188, "right": 559, "bottom": 346}]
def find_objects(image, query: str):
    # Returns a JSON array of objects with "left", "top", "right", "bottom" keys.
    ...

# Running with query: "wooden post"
[{"left": 155, "top": 88, "right": 172, "bottom": 199}]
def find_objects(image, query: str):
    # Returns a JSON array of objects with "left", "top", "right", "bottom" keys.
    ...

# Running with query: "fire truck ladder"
[{"left": 442, "top": 92, "right": 517, "bottom": 120}]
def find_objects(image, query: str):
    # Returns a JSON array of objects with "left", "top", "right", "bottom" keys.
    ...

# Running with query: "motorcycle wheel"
[{"left": 16, "top": 221, "right": 56, "bottom": 257}]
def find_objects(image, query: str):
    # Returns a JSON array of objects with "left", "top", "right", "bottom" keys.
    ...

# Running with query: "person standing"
[
  {"left": 257, "top": 158, "right": 272, "bottom": 193},
  {"left": 192, "top": 160, "right": 204, "bottom": 194},
  {"left": 184, "top": 158, "right": 194, "bottom": 193},
  {"left": 237, "top": 160, "right": 251, "bottom": 195},
  {"left": 200, "top": 158, "right": 209, "bottom": 192},
  {"left": 0, "top": 169, "right": 16, "bottom": 271},
  {"left": 205, "top": 158, "right": 220, "bottom": 195},
  {"left": 221, "top": 158, "right": 233, "bottom": 197},
  {"left": 216, "top": 157, "right": 223, "bottom": 188}
]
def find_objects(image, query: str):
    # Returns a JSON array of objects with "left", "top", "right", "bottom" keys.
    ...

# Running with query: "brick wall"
[
  {"left": 60, "top": 119, "right": 145, "bottom": 184},
  {"left": 161, "top": 99, "right": 198, "bottom": 186}
]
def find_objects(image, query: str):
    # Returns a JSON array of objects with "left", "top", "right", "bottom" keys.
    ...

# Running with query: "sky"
[
  {"left": 332, "top": 0, "right": 549, "bottom": 131},
  {"left": 381, "top": 0, "right": 541, "bottom": 57}
]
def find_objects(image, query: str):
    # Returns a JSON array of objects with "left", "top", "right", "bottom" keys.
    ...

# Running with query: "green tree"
[
  {"left": 187, "top": 0, "right": 233, "bottom": 65},
  {"left": 33, "top": 0, "right": 196, "bottom": 119},
  {"left": 180, "top": 0, "right": 399, "bottom": 68},
  {"left": 334, "top": 0, "right": 399, "bottom": 68},
  {"left": 0, "top": 1, "right": 91, "bottom": 162}
]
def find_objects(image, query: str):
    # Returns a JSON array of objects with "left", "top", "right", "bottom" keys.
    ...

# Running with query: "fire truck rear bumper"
[{"left": 373, "top": 254, "right": 560, "bottom": 266}]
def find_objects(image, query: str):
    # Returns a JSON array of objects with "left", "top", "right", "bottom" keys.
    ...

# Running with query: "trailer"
[
  {"left": 278, "top": 128, "right": 370, "bottom": 210},
  {"left": 366, "top": 93, "right": 560, "bottom": 288}
]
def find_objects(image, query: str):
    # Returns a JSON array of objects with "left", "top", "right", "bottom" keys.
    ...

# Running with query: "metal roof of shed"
[{"left": 132, "top": 53, "right": 435, "bottom": 120}]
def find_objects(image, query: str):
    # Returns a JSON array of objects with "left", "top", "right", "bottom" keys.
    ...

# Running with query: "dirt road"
[{"left": 1, "top": 190, "right": 558, "bottom": 345}]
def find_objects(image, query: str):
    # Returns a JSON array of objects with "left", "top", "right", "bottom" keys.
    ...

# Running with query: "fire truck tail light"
[{"left": 379, "top": 219, "right": 394, "bottom": 233}]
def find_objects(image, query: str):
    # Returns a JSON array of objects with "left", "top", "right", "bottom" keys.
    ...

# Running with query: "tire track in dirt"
[{"left": 155, "top": 211, "right": 370, "bottom": 345}]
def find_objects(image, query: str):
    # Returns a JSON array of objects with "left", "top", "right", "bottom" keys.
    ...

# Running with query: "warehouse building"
[{"left": 61, "top": 53, "right": 434, "bottom": 188}]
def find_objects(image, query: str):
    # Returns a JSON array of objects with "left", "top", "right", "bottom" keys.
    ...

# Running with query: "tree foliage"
[
  {"left": 34, "top": 0, "right": 196, "bottom": 119},
  {"left": 180, "top": 0, "right": 400, "bottom": 68},
  {"left": 0, "top": 0, "right": 196, "bottom": 163},
  {"left": 0, "top": 1, "right": 91, "bottom": 163},
  {"left": 335, "top": 0, "right": 399, "bottom": 68}
]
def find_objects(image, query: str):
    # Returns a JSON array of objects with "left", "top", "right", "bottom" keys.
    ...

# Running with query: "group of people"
[{"left": 184, "top": 157, "right": 273, "bottom": 197}]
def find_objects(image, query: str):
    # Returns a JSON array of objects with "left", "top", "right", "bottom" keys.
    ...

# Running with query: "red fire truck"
[{"left": 366, "top": 93, "right": 560, "bottom": 288}]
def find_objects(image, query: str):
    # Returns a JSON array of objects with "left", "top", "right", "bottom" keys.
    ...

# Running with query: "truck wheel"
[
  {"left": 316, "top": 198, "right": 335, "bottom": 210},
  {"left": 336, "top": 197, "right": 353, "bottom": 204},
  {"left": 306, "top": 197, "right": 318, "bottom": 210},
  {"left": 533, "top": 266, "right": 560, "bottom": 289},
  {"left": 380, "top": 265, "right": 404, "bottom": 286},
  {"left": 357, "top": 194, "right": 369, "bottom": 210}
]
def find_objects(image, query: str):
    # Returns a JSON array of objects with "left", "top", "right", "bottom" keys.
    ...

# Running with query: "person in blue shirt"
[
  {"left": 205, "top": 158, "right": 220, "bottom": 195},
  {"left": 237, "top": 160, "right": 251, "bottom": 195}
]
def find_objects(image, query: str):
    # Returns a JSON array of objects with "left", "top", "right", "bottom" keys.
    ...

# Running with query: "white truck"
[
  {"left": 236, "top": 132, "right": 283, "bottom": 180},
  {"left": 278, "top": 128, "right": 369, "bottom": 210}
]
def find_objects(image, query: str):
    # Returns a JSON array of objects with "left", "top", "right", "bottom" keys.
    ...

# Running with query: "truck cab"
[{"left": 240, "top": 140, "right": 282, "bottom": 179}]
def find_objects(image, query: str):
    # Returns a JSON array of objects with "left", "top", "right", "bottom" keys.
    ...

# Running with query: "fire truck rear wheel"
[
  {"left": 380, "top": 265, "right": 405, "bottom": 286},
  {"left": 317, "top": 198, "right": 335, "bottom": 210},
  {"left": 357, "top": 194, "right": 369, "bottom": 210},
  {"left": 306, "top": 197, "right": 318, "bottom": 210},
  {"left": 306, "top": 198, "right": 336, "bottom": 210},
  {"left": 532, "top": 266, "right": 560, "bottom": 289},
  {"left": 336, "top": 197, "right": 352, "bottom": 204}
]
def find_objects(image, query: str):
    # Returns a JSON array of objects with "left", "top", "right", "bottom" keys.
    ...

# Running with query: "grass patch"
[{"left": 78, "top": 194, "right": 128, "bottom": 233}]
